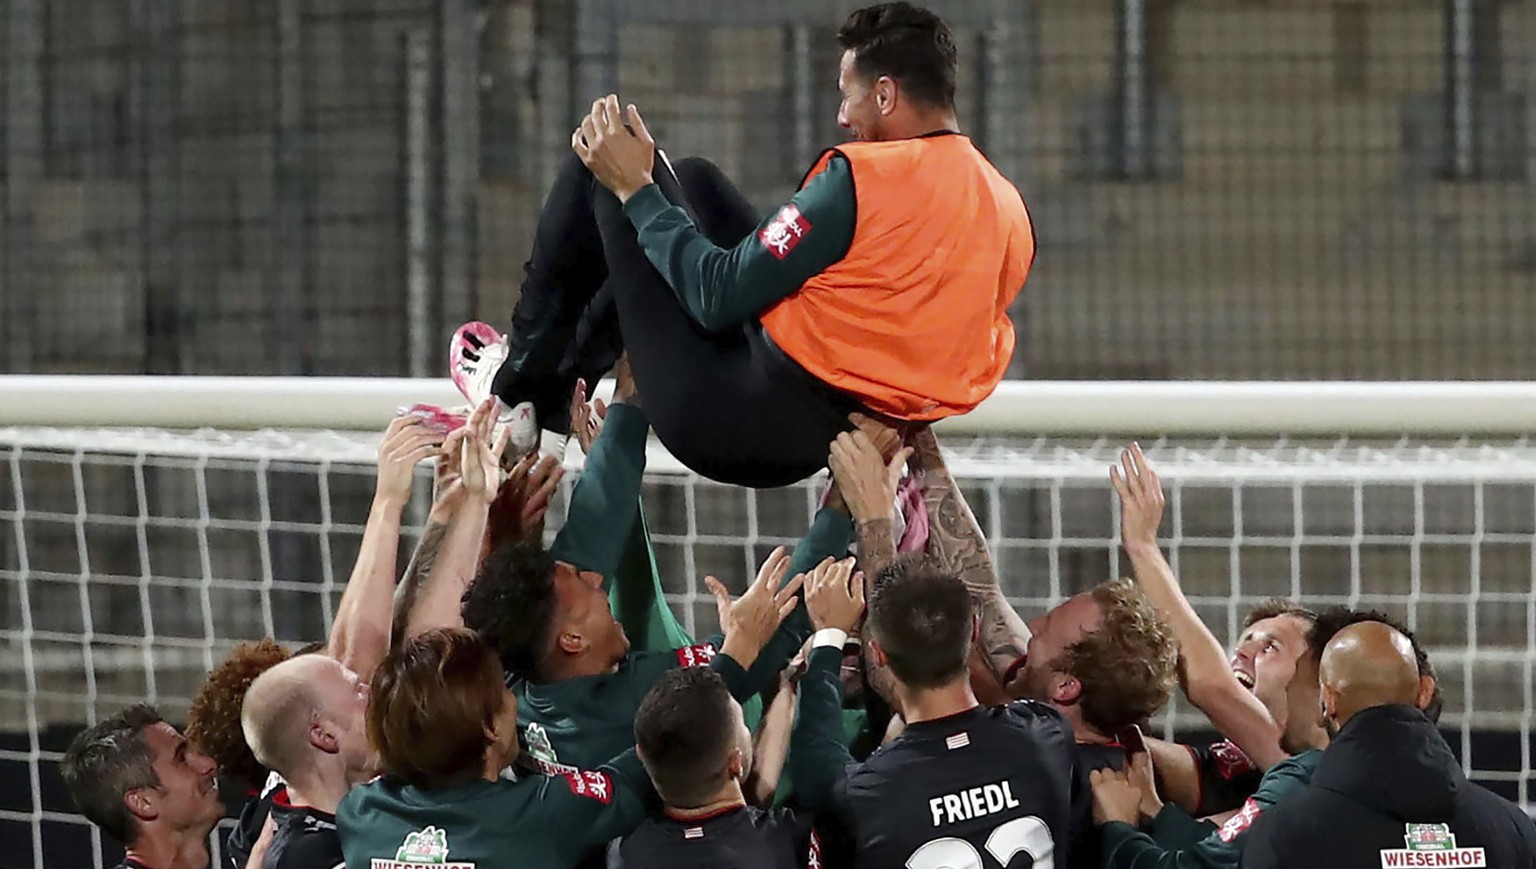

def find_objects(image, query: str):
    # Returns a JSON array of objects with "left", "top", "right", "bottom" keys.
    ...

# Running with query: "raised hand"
[
  {"left": 708, "top": 546, "right": 806, "bottom": 671},
  {"left": 570, "top": 378, "right": 609, "bottom": 456},
  {"left": 374, "top": 416, "right": 441, "bottom": 508},
  {"left": 572, "top": 95, "right": 656, "bottom": 204},
  {"left": 805, "top": 557, "right": 865, "bottom": 634},
  {"left": 1111, "top": 442, "right": 1165, "bottom": 550},
  {"left": 828, "top": 430, "right": 913, "bottom": 524},
  {"left": 459, "top": 398, "right": 513, "bottom": 504},
  {"left": 482, "top": 452, "right": 564, "bottom": 554}
]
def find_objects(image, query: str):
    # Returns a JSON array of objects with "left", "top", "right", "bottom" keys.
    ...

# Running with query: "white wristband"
[{"left": 812, "top": 628, "right": 849, "bottom": 651}]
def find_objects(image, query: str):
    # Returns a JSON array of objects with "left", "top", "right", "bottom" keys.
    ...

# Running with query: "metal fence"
[{"left": 1, "top": 0, "right": 1533, "bottom": 382}]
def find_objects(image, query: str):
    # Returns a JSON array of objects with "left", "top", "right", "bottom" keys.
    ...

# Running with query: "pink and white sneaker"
[{"left": 448, "top": 321, "right": 541, "bottom": 455}]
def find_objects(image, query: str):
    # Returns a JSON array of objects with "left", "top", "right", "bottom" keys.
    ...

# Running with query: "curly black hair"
[
  {"left": 461, "top": 542, "right": 560, "bottom": 681},
  {"left": 1311, "top": 606, "right": 1443, "bottom": 723}
]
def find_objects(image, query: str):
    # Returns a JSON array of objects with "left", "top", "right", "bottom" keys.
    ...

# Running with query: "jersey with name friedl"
[{"left": 837, "top": 701, "right": 1091, "bottom": 869}]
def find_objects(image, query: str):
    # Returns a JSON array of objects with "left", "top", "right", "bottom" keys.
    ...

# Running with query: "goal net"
[{"left": 2, "top": 380, "right": 1534, "bottom": 867}]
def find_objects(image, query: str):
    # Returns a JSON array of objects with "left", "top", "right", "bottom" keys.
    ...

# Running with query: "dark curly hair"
[
  {"left": 461, "top": 542, "right": 560, "bottom": 681},
  {"left": 1311, "top": 606, "right": 1442, "bottom": 723},
  {"left": 185, "top": 638, "right": 291, "bottom": 792},
  {"left": 1055, "top": 579, "right": 1179, "bottom": 736}
]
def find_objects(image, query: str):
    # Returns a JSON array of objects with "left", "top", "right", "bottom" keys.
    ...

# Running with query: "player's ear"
[
  {"left": 1415, "top": 674, "right": 1436, "bottom": 712},
  {"left": 726, "top": 747, "right": 745, "bottom": 782},
  {"left": 875, "top": 75, "right": 898, "bottom": 114},
  {"left": 557, "top": 630, "right": 587, "bottom": 656},
  {"left": 866, "top": 638, "right": 889, "bottom": 667},
  {"left": 124, "top": 786, "right": 159, "bottom": 824},
  {"left": 1050, "top": 673, "right": 1082, "bottom": 705},
  {"left": 970, "top": 615, "right": 981, "bottom": 645},
  {"left": 309, "top": 719, "right": 339, "bottom": 755}
]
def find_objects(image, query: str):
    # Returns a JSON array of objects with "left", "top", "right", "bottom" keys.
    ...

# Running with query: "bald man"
[
  {"left": 1241, "top": 622, "right": 1536, "bottom": 869},
  {"left": 240, "top": 655, "right": 375, "bottom": 869}
]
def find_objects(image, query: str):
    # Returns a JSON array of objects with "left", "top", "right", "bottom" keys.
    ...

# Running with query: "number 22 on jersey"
[{"left": 907, "top": 816, "right": 1054, "bottom": 869}]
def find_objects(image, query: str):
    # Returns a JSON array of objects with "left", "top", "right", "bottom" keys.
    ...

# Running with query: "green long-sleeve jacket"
[
  {"left": 513, "top": 402, "right": 854, "bottom": 775},
  {"left": 1099, "top": 750, "right": 1322, "bottom": 869},
  {"left": 623, "top": 156, "right": 857, "bottom": 332},
  {"left": 338, "top": 749, "right": 649, "bottom": 869}
]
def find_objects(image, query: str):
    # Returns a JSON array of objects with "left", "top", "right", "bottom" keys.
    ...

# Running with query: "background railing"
[{"left": 3, "top": 1, "right": 1532, "bottom": 382}]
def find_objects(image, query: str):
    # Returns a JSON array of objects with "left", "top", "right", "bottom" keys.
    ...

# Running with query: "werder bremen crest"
[{"left": 371, "top": 825, "right": 475, "bottom": 868}]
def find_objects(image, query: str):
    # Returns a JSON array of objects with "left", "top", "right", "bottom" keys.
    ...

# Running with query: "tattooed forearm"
[
  {"left": 857, "top": 517, "right": 899, "bottom": 590},
  {"left": 391, "top": 519, "right": 450, "bottom": 648},
  {"left": 910, "top": 426, "right": 1031, "bottom": 681}
]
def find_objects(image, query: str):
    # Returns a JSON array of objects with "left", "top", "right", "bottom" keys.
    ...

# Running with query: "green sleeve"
[
  {"left": 550, "top": 403, "right": 648, "bottom": 585},
  {"left": 789, "top": 646, "right": 857, "bottom": 818},
  {"left": 1099, "top": 753, "right": 1319, "bottom": 869},
  {"left": 535, "top": 748, "right": 652, "bottom": 858},
  {"left": 607, "top": 508, "right": 694, "bottom": 652},
  {"left": 736, "top": 506, "right": 855, "bottom": 699},
  {"left": 1146, "top": 804, "right": 1218, "bottom": 849},
  {"left": 622, "top": 156, "right": 857, "bottom": 332}
]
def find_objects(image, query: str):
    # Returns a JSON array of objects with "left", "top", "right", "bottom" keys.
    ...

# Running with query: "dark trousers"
[{"left": 494, "top": 152, "right": 857, "bottom": 488}]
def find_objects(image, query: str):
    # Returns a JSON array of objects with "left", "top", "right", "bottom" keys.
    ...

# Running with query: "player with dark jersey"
[
  {"left": 614, "top": 666, "right": 817, "bottom": 869},
  {"left": 790, "top": 555, "right": 1092, "bottom": 869},
  {"left": 263, "top": 799, "right": 344, "bottom": 869}
]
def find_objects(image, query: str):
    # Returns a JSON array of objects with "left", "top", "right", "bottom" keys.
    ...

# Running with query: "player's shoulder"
[{"left": 270, "top": 809, "right": 344, "bottom": 869}]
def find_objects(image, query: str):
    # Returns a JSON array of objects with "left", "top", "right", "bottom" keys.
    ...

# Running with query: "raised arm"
[
  {"left": 391, "top": 400, "right": 508, "bottom": 643},
  {"left": 574, "top": 96, "right": 856, "bottom": 333},
  {"left": 907, "top": 425, "right": 1032, "bottom": 685},
  {"left": 1113, "top": 444, "right": 1287, "bottom": 770},
  {"left": 827, "top": 424, "right": 909, "bottom": 585},
  {"left": 550, "top": 358, "right": 648, "bottom": 585},
  {"left": 788, "top": 559, "right": 865, "bottom": 816},
  {"left": 327, "top": 416, "right": 440, "bottom": 680}
]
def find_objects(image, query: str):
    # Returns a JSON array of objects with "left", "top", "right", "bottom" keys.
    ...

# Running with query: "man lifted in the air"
[{"left": 450, "top": 2, "right": 1034, "bottom": 488}]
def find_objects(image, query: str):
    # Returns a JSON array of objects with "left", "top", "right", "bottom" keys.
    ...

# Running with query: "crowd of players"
[
  {"left": 58, "top": 360, "right": 1536, "bottom": 869},
  {"left": 54, "top": 0, "right": 1536, "bottom": 865}
]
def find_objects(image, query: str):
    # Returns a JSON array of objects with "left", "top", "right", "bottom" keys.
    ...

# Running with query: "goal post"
[{"left": 2, "top": 376, "right": 1534, "bottom": 868}]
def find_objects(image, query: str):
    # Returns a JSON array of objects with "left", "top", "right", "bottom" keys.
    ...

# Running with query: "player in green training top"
[{"left": 460, "top": 364, "right": 856, "bottom": 775}]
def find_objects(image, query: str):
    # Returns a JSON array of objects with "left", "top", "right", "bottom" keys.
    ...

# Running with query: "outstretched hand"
[
  {"left": 374, "top": 416, "right": 441, "bottom": 508},
  {"left": 829, "top": 430, "right": 913, "bottom": 524},
  {"left": 805, "top": 557, "right": 864, "bottom": 634},
  {"left": 569, "top": 378, "right": 608, "bottom": 456},
  {"left": 482, "top": 452, "right": 564, "bottom": 555},
  {"left": 572, "top": 95, "right": 656, "bottom": 203},
  {"left": 1111, "top": 442, "right": 1165, "bottom": 550},
  {"left": 709, "top": 546, "right": 806, "bottom": 671},
  {"left": 457, "top": 398, "right": 513, "bottom": 504}
]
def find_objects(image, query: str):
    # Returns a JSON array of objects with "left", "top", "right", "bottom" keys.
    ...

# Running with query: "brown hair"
[
  {"left": 368, "top": 627, "right": 508, "bottom": 789},
  {"left": 634, "top": 667, "right": 737, "bottom": 808},
  {"left": 186, "top": 639, "right": 291, "bottom": 791},
  {"left": 868, "top": 555, "right": 974, "bottom": 690},
  {"left": 1234, "top": 601, "right": 1320, "bottom": 635},
  {"left": 1054, "top": 580, "right": 1179, "bottom": 736}
]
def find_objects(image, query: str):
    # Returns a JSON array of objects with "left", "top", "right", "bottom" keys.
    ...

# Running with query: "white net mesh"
[{"left": 2, "top": 427, "right": 1533, "bottom": 866}]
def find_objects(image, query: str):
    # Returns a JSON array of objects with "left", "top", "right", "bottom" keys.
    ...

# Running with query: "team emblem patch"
[
  {"left": 1210, "top": 740, "right": 1256, "bottom": 780},
  {"left": 370, "top": 826, "right": 474, "bottom": 868},
  {"left": 758, "top": 204, "right": 812, "bottom": 259},
  {"left": 1379, "top": 823, "right": 1486, "bottom": 867},
  {"left": 561, "top": 769, "right": 614, "bottom": 804},
  {"left": 675, "top": 644, "right": 717, "bottom": 668},
  {"left": 1217, "top": 797, "right": 1262, "bottom": 843}
]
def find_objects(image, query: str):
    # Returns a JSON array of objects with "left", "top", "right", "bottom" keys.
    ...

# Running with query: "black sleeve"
[
  {"left": 272, "top": 831, "right": 346, "bottom": 869},
  {"left": 1190, "top": 740, "right": 1263, "bottom": 816}
]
